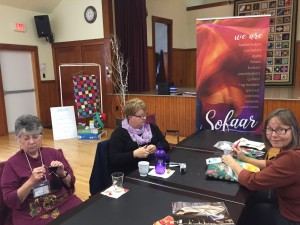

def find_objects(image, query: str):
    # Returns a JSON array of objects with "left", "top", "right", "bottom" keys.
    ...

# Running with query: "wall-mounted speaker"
[{"left": 34, "top": 15, "right": 52, "bottom": 38}]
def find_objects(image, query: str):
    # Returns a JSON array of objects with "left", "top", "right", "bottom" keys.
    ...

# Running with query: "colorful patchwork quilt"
[{"left": 73, "top": 74, "right": 100, "bottom": 118}]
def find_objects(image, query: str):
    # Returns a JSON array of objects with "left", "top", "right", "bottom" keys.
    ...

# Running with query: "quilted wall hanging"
[{"left": 73, "top": 74, "right": 100, "bottom": 118}]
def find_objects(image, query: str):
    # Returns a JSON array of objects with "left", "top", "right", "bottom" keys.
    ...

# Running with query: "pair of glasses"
[
  {"left": 19, "top": 134, "right": 42, "bottom": 142},
  {"left": 264, "top": 127, "right": 291, "bottom": 135},
  {"left": 133, "top": 113, "right": 148, "bottom": 119}
]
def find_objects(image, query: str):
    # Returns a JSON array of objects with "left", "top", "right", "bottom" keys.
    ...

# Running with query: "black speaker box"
[
  {"left": 157, "top": 82, "right": 170, "bottom": 95},
  {"left": 34, "top": 15, "right": 52, "bottom": 38}
]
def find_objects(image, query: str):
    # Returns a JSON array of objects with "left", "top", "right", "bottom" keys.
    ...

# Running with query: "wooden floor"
[{"left": 0, "top": 128, "right": 184, "bottom": 201}]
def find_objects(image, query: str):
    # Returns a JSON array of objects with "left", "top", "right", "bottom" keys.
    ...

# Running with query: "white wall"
[
  {"left": 0, "top": 0, "right": 104, "bottom": 81},
  {"left": 186, "top": 3, "right": 300, "bottom": 48},
  {"left": 0, "top": 5, "right": 55, "bottom": 80},
  {"left": 147, "top": 2, "right": 300, "bottom": 49},
  {"left": 186, "top": 5, "right": 233, "bottom": 48},
  {"left": 50, "top": 0, "right": 104, "bottom": 43},
  {"left": 146, "top": 0, "right": 189, "bottom": 48},
  {"left": 1, "top": 1, "right": 299, "bottom": 79}
]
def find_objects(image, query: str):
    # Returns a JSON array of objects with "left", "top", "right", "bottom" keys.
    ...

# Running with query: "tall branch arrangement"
[{"left": 108, "top": 35, "right": 129, "bottom": 118}]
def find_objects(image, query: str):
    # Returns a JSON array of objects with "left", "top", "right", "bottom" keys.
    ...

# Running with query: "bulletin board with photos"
[{"left": 234, "top": 0, "right": 298, "bottom": 86}]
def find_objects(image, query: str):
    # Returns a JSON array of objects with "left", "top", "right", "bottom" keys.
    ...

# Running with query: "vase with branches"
[{"left": 107, "top": 34, "right": 129, "bottom": 121}]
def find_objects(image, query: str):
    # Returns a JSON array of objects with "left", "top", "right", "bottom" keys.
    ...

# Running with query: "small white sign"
[{"left": 50, "top": 106, "right": 77, "bottom": 140}]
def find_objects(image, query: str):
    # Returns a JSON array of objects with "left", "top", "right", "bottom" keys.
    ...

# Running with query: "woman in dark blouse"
[{"left": 109, "top": 98, "right": 170, "bottom": 175}]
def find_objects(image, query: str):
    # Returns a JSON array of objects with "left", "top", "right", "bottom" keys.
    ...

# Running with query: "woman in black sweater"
[{"left": 109, "top": 98, "right": 170, "bottom": 175}]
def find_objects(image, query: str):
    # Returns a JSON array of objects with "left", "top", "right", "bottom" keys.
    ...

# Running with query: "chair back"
[
  {"left": 0, "top": 161, "right": 13, "bottom": 225},
  {"left": 146, "top": 114, "right": 180, "bottom": 145},
  {"left": 89, "top": 139, "right": 112, "bottom": 196},
  {"left": 146, "top": 114, "right": 157, "bottom": 126}
]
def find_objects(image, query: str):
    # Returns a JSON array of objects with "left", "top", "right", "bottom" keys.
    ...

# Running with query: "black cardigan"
[{"left": 109, "top": 124, "right": 170, "bottom": 175}]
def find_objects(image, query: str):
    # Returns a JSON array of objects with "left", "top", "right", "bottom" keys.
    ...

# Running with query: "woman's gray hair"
[
  {"left": 263, "top": 108, "right": 300, "bottom": 150},
  {"left": 15, "top": 114, "right": 44, "bottom": 138},
  {"left": 123, "top": 98, "right": 147, "bottom": 118}
]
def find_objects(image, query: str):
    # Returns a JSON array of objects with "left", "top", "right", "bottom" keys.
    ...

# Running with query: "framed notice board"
[{"left": 234, "top": 0, "right": 298, "bottom": 86}]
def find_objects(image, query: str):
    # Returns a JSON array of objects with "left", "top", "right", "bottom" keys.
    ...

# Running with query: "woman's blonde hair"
[{"left": 123, "top": 98, "right": 147, "bottom": 118}]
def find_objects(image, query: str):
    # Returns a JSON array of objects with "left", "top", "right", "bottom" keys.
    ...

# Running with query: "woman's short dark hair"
[
  {"left": 123, "top": 98, "right": 147, "bottom": 118},
  {"left": 15, "top": 114, "right": 44, "bottom": 138},
  {"left": 263, "top": 109, "right": 300, "bottom": 150}
]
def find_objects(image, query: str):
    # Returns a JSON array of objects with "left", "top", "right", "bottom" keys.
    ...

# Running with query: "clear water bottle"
[{"left": 155, "top": 144, "right": 166, "bottom": 174}]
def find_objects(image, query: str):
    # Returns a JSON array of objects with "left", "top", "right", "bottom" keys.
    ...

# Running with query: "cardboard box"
[
  {"left": 77, "top": 132, "right": 101, "bottom": 140},
  {"left": 77, "top": 127, "right": 101, "bottom": 140}
]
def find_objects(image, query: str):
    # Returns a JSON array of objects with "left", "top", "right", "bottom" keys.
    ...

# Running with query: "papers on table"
[
  {"left": 101, "top": 186, "right": 129, "bottom": 199},
  {"left": 214, "top": 138, "right": 265, "bottom": 158},
  {"left": 148, "top": 169, "right": 175, "bottom": 179},
  {"left": 235, "top": 138, "right": 265, "bottom": 151},
  {"left": 206, "top": 157, "right": 222, "bottom": 165}
]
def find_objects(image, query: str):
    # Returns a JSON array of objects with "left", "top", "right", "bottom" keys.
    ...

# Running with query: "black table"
[
  {"left": 125, "top": 130, "right": 265, "bottom": 224},
  {"left": 50, "top": 130, "right": 263, "bottom": 225},
  {"left": 49, "top": 179, "right": 244, "bottom": 225},
  {"left": 127, "top": 147, "right": 249, "bottom": 205},
  {"left": 176, "top": 129, "right": 263, "bottom": 152}
]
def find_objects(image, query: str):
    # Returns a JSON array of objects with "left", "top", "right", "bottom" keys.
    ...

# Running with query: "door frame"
[
  {"left": 0, "top": 44, "right": 41, "bottom": 136},
  {"left": 152, "top": 16, "right": 173, "bottom": 86}
]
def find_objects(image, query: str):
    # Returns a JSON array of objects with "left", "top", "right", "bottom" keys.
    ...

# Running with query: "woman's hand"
[
  {"left": 30, "top": 166, "right": 46, "bottom": 184},
  {"left": 145, "top": 144, "right": 156, "bottom": 154},
  {"left": 221, "top": 155, "right": 236, "bottom": 167},
  {"left": 222, "top": 155, "right": 243, "bottom": 177},
  {"left": 232, "top": 146, "right": 247, "bottom": 162},
  {"left": 133, "top": 146, "right": 151, "bottom": 158},
  {"left": 50, "top": 160, "right": 65, "bottom": 177}
]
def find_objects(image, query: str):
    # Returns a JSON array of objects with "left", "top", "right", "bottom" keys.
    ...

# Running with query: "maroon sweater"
[
  {"left": 239, "top": 149, "right": 300, "bottom": 222},
  {"left": 1, "top": 147, "right": 82, "bottom": 225}
]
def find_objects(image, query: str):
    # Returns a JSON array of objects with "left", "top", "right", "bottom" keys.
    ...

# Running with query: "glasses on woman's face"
[
  {"left": 19, "top": 134, "right": 42, "bottom": 142},
  {"left": 133, "top": 113, "right": 148, "bottom": 119},
  {"left": 264, "top": 127, "right": 291, "bottom": 135}
]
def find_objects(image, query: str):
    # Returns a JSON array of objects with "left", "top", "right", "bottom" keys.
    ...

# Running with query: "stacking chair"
[
  {"left": 0, "top": 162, "right": 13, "bottom": 225},
  {"left": 89, "top": 139, "right": 112, "bottom": 196}
]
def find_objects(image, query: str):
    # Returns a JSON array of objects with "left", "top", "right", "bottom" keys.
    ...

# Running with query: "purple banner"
[{"left": 196, "top": 16, "right": 270, "bottom": 134}]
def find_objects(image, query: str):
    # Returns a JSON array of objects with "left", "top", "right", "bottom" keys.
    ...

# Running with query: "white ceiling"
[{"left": 0, "top": 0, "right": 62, "bottom": 13}]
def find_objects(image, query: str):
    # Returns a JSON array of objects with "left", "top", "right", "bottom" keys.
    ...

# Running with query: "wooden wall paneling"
[
  {"left": 81, "top": 41, "right": 108, "bottom": 115},
  {"left": 30, "top": 48, "right": 42, "bottom": 121},
  {"left": 263, "top": 99, "right": 300, "bottom": 127},
  {"left": 0, "top": 66, "right": 8, "bottom": 135},
  {"left": 147, "top": 47, "right": 197, "bottom": 89},
  {"left": 105, "top": 93, "right": 300, "bottom": 137},
  {"left": 52, "top": 44, "right": 82, "bottom": 107},
  {"left": 52, "top": 40, "right": 109, "bottom": 126},
  {"left": 172, "top": 49, "right": 186, "bottom": 86},
  {"left": 125, "top": 95, "right": 197, "bottom": 137},
  {"left": 39, "top": 81, "right": 60, "bottom": 127},
  {"left": 147, "top": 47, "right": 156, "bottom": 90},
  {"left": 185, "top": 49, "right": 196, "bottom": 87},
  {"left": 101, "top": 0, "right": 114, "bottom": 38}
]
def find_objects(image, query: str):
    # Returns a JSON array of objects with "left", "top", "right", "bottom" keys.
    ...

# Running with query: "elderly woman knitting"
[{"left": 1, "top": 114, "right": 82, "bottom": 225}]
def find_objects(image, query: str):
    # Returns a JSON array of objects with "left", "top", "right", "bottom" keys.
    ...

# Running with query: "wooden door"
[{"left": 52, "top": 39, "right": 109, "bottom": 125}]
